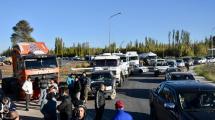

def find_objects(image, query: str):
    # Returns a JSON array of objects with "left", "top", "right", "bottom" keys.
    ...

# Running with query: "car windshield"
[
  {"left": 157, "top": 62, "right": 168, "bottom": 66},
  {"left": 120, "top": 56, "right": 127, "bottom": 62},
  {"left": 94, "top": 59, "right": 118, "bottom": 67},
  {"left": 91, "top": 73, "right": 112, "bottom": 81},
  {"left": 167, "top": 61, "right": 175, "bottom": 67},
  {"left": 129, "top": 56, "right": 138, "bottom": 61},
  {"left": 25, "top": 57, "right": 58, "bottom": 69},
  {"left": 179, "top": 91, "right": 215, "bottom": 111},
  {"left": 176, "top": 60, "right": 183, "bottom": 62},
  {"left": 171, "top": 74, "right": 195, "bottom": 80}
]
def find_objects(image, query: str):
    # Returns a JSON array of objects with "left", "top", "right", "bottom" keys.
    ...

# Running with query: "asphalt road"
[
  {"left": 86, "top": 72, "right": 164, "bottom": 120},
  {"left": 13, "top": 72, "right": 164, "bottom": 120}
]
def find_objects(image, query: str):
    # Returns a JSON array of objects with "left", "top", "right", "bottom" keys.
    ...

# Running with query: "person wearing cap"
[
  {"left": 112, "top": 100, "right": 133, "bottom": 120},
  {"left": 94, "top": 84, "right": 106, "bottom": 120},
  {"left": 22, "top": 76, "right": 33, "bottom": 111},
  {"left": 72, "top": 103, "right": 87, "bottom": 120}
]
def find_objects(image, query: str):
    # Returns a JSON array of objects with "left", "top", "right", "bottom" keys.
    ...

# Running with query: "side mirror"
[{"left": 164, "top": 102, "right": 175, "bottom": 109}]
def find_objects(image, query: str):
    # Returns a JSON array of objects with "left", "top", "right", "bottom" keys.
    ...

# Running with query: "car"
[
  {"left": 166, "top": 72, "right": 195, "bottom": 81},
  {"left": 176, "top": 59, "right": 185, "bottom": 67},
  {"left": 131, "top": 64, "right": 149, "bottom": 74},
  {"left": 154, "top": 59, "right": 169, "bottom": 77},
  {"left": 150, "top": 80, "right": 215, "bottom": 120},
  {"left": 165, "top": 68, "right": 181, "bottom": 80},
  {"left": 166, "top": 60, "right": 177, "bottom": 68},
  {"left": 88, "top": 71, "right": 117, "bottom": 100},
  {"left": 183, "top": 57, "right": 194, "bottom": 66},
  {"left": 194, "top": 57, "right": 207, "bottom": 64},
  {"left": 206, "top": 57, "right": 215, "bottom": 63}
]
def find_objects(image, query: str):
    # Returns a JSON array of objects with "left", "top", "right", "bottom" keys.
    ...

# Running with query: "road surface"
[{"left": 14, "top": 72, "right": 164, "bottom": 120}]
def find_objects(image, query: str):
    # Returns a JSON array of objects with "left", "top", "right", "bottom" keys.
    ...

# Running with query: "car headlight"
[{"left": 105, "top": 86, "right": 112, "bottom": 91}]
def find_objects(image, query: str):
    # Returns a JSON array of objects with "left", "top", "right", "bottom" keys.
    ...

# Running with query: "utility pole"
[{"left": 109, "top": 12, "right": 121, "bottom": 53}]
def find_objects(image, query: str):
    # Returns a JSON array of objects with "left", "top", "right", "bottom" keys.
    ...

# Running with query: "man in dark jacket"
[
  {"left": 72, "top": 76, "right": 82, "bottom": 106},
  {"left": 38, "top": 75, "right": 49, "bottom": 105},
  {"left": 94, "top": 84, "right": 106, "bottom": 120},
  {"left": 80, "top": 72, "right": 91, "bottom": 103},
  {"left": 41, "top": 93, "right": 57, "bottom": 120},
  {"left": 57, "top": 89, "right": 73, "bottom": 120}
]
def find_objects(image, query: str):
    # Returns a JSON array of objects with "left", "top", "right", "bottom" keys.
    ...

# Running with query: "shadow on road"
[
  {"left": 87, "top": 108, "right": 149, "bottom": 120},
  {"left": 117, "top": 88, "right": 150, "bottom": 99},
  {"left": 130, "top": 78, "right": 165, "bottom": 84},
  {"left": 20, "top": 116, "right": 41, "bottom": 120}
]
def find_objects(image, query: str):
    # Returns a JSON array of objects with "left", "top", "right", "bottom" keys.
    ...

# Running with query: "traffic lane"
[{"left": 86, "top": 72, "right": 164, "bottom": 120}]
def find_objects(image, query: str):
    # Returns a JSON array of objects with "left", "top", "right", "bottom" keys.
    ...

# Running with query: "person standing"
[
  {"left": 80, "top": 72, "right": 90, "bottom": 103},
  {"left": 112, "top": 100, "right": 133, "bottom": 120},
  {"left": 185, "top": 62, "right": 190, "bottom": 71},
  {"left": 94, "top": 84, "right": 106, "bottom": 120},
  {"left": 41, "top": 92, "right": 57, "bottom": 120},
  {"left": 48, "top": 79, "right": 59, "bottom": 96},
  {"left": 38, "top": 75, "right": 49, "bottom": 105},
  {"left": 57, "top": 89, "right": 73, "bottom": 120},
  {"left": 72, "top": 76, "right": 82, "bottom": 106},
  {"left": 22, "top": 76, "right": 33, "bottom": 111},
  {"left": 66, "top": 73, "right": 75, "bottom": 97}
]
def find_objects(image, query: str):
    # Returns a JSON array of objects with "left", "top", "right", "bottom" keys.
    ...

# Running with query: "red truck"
[{"left": 2, "top": 42, "right": 59, "bottom": 99}]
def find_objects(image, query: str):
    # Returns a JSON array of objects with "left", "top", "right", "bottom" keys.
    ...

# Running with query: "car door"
[{"left": 156, "top": 86, "right": 178, "bottom": 120}]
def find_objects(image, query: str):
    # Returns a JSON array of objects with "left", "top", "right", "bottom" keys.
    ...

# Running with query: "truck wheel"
[
  {"left": 10, "top": 78, "right": 19, "bottom": 99},
  {"left": 110, "top": 89, "right": 116, "bottom": 100}
]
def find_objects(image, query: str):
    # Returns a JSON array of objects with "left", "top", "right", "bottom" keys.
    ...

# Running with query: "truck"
[
  {"left": 126, "top": 51, "right": 139, "bottom": 67},
  {"left": 2, "top": 42, "right": 59, "bottom": 99},
  {"left": 93, "top": 53, "right": 126, "bottom": 87}
]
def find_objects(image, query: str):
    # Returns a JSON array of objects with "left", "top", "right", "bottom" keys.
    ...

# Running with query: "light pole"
[
  {"left": 212, "top": 27, "right": 215, "bottom": 58},
  {"left": 109, "top": 12, "right": 121, "bottom": 53}
]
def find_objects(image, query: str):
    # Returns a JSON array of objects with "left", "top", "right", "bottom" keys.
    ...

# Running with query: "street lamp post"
[
  {"left": 212, "top": 27, "right": 215, "bottom": 57},
  {"left": 109, "top": 12, "right": 121, "bottom": 53}
]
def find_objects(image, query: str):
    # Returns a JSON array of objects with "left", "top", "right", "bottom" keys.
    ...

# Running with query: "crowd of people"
[{"left": 3, "top": 72, "right": 133, "bottom": 120}]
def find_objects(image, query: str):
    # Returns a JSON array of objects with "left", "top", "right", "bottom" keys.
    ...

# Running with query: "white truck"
[
  {"left": 126, "top": 51, "right": 139, "bottom": 66},
  {"left": 93, "top": 53, "right": 126, "bottom": 87},
  {"left": 112, "top": 53, "right": 130, "bottom": 77}
]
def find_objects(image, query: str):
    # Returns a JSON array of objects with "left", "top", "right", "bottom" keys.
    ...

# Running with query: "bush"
[{"left": 194, "top": 64, "right": 215, "bottom": 82}]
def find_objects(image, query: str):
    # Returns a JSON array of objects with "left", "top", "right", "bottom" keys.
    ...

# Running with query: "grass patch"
[{"left": 194, "top": 64, "right": 215, "bottom": 82}]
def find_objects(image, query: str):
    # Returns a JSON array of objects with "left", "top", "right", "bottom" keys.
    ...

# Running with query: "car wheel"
[
  {"left": 139, "top": 69, "right": 143, "bottom": 73},
  {"left": 110, "top": 89, "right": 116, "bottom": 100}
]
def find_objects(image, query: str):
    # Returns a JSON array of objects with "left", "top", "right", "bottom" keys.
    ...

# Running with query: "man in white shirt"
[{"left": 22, "top": 76, "right": 33, "bottom": 111}]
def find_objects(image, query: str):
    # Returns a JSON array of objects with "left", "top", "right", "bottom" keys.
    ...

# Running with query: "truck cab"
[
  {"left": 3, "top": 42, "right": 59, "bottom": 99},
  {"left": 126, "top": 51, "right": 139, "bottom": 67},
  {"left": 93, "top": 53, "right": 125, "bottom": 87}
]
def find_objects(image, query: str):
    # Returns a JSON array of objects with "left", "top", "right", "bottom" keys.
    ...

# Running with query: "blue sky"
[{"left": 0, "top": 0, "right": 215, "bottom": 52}]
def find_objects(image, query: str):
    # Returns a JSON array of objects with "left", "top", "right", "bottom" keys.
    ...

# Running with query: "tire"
[
  {"left": 139, "top": 69, "right": 143, "bottom": 73},
  {"left": 110, "top": 89, "right": 116, "bottom": 100}
]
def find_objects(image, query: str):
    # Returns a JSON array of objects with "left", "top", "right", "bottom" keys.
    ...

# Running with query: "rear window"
[{"left": 171, "top": 74, "right": 195, "bottom": 80}]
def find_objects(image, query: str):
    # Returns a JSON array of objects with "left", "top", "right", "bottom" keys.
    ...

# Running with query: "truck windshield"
[
  {"left": 129, "top": 56, "right": 138, "bottom": 61},
  {"left": 120, "top": 56, "right": 127, "bottom": 62},
  {"left": 25, "top": 57, "right": 58, "bottom": 69},
  {"left": 91, "top": 73, "right": 112, "bottom": 81},
  {"left": 95, "top": 59, "right": 118, "bottom": 67}
]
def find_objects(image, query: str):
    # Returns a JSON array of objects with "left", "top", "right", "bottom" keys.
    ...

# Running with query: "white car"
[
  {"left": 176, "top": 59, "right": 185, "bottom": 67},
  {"left": 131, "top": 64, "right": 149, "bottom": 74}
]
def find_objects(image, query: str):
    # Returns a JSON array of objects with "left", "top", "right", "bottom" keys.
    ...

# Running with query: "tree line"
[{"left": 1, "top": 20, "right": 214, "bottom": 58}]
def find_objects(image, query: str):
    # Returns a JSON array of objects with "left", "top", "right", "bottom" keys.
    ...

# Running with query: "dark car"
[
  {"left": 166, "top": 72, "right": 195, "bottom": 81},
  {"left": 89, "top": 71, "right": 116, "bottom": 100},
  {"left": 150, "top": 80, "right": 215, "bottom": 120}
]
